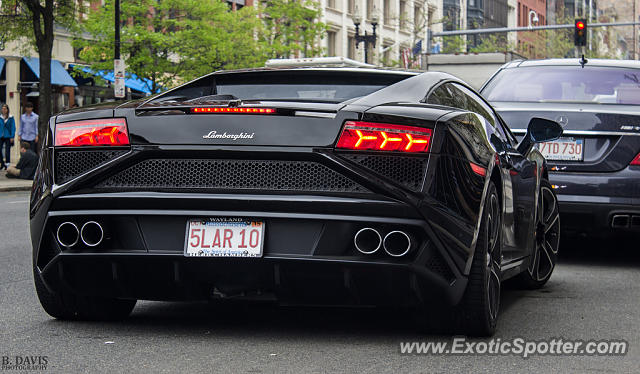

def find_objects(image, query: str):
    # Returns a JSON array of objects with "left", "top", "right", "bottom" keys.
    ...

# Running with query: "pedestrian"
[
  {"left": 19, "top": 101, "right": 39, "bottom": 154},
  {"left": 0, "top": 104, "right": 15, "bottom": 170},
  {"left": 6, "top": 141, "right": 38, "bottom": 180}
]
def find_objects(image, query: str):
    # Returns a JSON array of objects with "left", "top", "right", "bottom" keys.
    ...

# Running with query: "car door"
[{"left": 443, "top": 82, "right": 537, "bottom": 261}]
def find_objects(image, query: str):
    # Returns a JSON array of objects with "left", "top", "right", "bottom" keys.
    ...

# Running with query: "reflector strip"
[
  {"left": 190, "top": 107, "right": 276, "bottom": 114},
  {"left": 470, "top": 162, "right": 487, "bottom": 177}
]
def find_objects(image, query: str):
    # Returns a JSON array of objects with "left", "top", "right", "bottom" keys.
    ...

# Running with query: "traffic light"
[{"left": 574, "top": 18, "right": 587, "bottom": 47}]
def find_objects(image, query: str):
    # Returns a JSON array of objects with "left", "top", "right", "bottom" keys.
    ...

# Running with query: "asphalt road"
[{"left": 1, "top": 191, "right": 638, "bottom": 373}]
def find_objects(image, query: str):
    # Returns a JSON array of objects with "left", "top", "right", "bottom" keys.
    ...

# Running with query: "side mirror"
[{"left": 517, "top": 117, "right": 563, "bottom": 155}]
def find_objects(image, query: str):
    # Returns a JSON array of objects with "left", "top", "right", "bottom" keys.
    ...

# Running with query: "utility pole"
[
  {"left": 115, "top": 0, "right": 120, "bottom": 60},
  {"left": 114, "top": 0, "right": 125, "bottom": 98}
]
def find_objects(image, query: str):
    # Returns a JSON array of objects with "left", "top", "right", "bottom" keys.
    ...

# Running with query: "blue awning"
[
  {"left": 23, "top": 57, "right": 77, "bottom": 87},
  {"left": 0, "top": 58, "right": 5, "bottom": 74},
  {"left": 73, "top": 65, "right": 153, "bottom": 94}
]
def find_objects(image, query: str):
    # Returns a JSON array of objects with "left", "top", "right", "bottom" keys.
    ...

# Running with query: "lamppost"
[
  {"left": 528, "top": 10, "right": 539, "bottom": 28},
  {"left": 352, "top": 5, "right": 379, "bottom": 64}
]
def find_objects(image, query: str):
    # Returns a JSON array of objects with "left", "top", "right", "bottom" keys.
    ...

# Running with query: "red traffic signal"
[{"left": 574, "top": 18, "right": 587, "bottom": 47}]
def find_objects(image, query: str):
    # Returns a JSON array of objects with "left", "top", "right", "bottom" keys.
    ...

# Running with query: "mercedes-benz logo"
[{"left": 556, "top": 115, "right": 569, "bottom": 127}]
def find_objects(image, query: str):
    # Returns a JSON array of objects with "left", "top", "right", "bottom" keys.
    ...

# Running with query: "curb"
[{"left": 0, "top": 185, "right": 32, "bottom": 192}]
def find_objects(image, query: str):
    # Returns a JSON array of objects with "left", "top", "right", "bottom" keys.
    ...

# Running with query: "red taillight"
[
  {"left": 631, "top": 152, "right": 640, "bottom": 166},
  {"left": 55, "top": 118, "right": 129, "bottom": 147},
  {"left": 335, "top": 121, "right": 432, "bottom": 153},
  {"left": 190, "top": 107, "right": 276, "bottom": 114}
]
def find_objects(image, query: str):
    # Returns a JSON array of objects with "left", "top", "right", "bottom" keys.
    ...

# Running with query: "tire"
[
  {"left": 514, "top": 179, "right": 560, "bottom": 289},
  {"left": 454, "top": 181, "right": 502, "bottom": 337},
  {"left": 33, "top": 265, "right": 136, "bottom": 321}
]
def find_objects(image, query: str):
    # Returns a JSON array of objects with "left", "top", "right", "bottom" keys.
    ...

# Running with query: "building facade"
[
  {"left": 597, "top": 0, "right": 639, "bottom": 59},
  {"left": 441, "top": 0, "right": 515, "bottom": 51},
  {"left": 319, "top": 0, "right": 442, "bottom": 67},
  {"left": 516, "top": 0, "right": 547, "bottom": 57}
]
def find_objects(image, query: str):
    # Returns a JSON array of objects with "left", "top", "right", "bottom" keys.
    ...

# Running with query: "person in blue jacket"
[{"left": 0, "top": 104, "right": 16, "bottom": 170}]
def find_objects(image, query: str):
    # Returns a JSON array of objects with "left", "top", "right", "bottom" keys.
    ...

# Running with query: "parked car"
[
  {"left": 31, "top": 68, "right": 562, "bottom": 336},
  {"left": 482, "top": 58, "right": 640, "bottom": 237}
]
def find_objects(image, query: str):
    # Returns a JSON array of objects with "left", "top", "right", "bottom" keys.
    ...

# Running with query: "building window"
[
  {"left": 399, "top": 1, "right": 407, "bottom": 29},
  {"left": 382, "top": 44, "right": 392, "bottom": 66},
  {"left": 348, "top": 0, "right": 355, "bottom": 14},
  {"left": 347, "top": 36, "right": 356, "bottom": 59},
  {"left": 383, "top": 0, "right": 391, "bottom": 24},
  {"left": 327, "top": 0, "right": 336, "bottom": 9},
  {"left": 327, "top": 31, "right": 337, "bottom": 56},
  {"left": 414, "top": 5, "right": 422, "bottom": 30},
  {"left": 427, "top": 6, "right": 435, "bottom": 32},
  {"left": 367, "top": 0, "right": 374, "bottom": 20}
]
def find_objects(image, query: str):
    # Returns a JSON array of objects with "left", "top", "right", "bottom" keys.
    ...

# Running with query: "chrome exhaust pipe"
[
  {"left": 354, "top": 228, "right": 382, "bottom": 254},
  {"left": 57, "top": 222, "right": 79, "bottom": 248},
  {"left": 383, "top": 231, "right": 412, "bottom": 257},
  {"left": 81, "top": 221, "right": 104, "bottom": 247}
]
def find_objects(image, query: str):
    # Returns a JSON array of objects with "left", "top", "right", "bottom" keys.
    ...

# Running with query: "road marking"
[{"left": 8, "top": 200, "right": 28, "bottom": 204}]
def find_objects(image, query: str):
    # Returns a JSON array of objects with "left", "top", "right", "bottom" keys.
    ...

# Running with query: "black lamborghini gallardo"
[{"left": 30, "top": 68, "right": 563, "bottom": 336}]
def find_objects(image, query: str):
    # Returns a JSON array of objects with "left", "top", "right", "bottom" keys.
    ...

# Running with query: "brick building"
[{"left": 516, "top": 0, "right": 547, "bottom": 57}]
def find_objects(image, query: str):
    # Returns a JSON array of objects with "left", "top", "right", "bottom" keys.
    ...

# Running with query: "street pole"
[
  {"left": 430, "top": 21, "right": 640, "bottom": 37},
  {"left": 114, "top": 0, "right": 125, "bottom": 98},
  {"left": 115, "top": 0, "right": 120, "bottom": 60}
]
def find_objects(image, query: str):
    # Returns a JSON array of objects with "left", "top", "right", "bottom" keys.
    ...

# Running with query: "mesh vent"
[
  {"left": 97, "top": 159, "right": 368, "bottom": 193},
  {"left": 341, "top": 154, "right": 427, "bottom": 191},
  {"left": 55, "top": 150, "right": 128, "bottom": 184},
  {"left": 426, "top": 251, "right": 455, "bottom": 282}
]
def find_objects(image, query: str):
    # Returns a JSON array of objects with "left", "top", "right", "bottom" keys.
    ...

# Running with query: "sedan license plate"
[
  {"left": 537, "top": 137, "right": 584, "bottom": 161},
  {"left": 185, "top": 218, "right": 264, "bottom": 257}
]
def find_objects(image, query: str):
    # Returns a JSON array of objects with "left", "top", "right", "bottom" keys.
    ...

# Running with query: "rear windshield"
[
  {"left": 153, "top": 70, "right": 412, "bottom": 103},
  {"left": 482, "top": 66, "right": 640, "bottom": 105}
]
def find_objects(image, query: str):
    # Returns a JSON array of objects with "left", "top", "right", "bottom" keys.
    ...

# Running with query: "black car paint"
[{"left": 30, "top": 69, "right": 547, "bottom": 307}]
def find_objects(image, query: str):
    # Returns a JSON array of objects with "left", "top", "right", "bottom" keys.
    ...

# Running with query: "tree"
[
  {"left": 74, "top": 0, "right": 266, "bottom": 93},
  {"left": 260, "top": 0, "right": 327, "bottom": 59},
  {"left": 469, "top": 34, "right": 515, "bottom": 54},
  {"left": 0, "top": 0, "right": 78, "bottom": 142},
  {"left": 75, "top": 0, "right": 328, "bottom": 93}
]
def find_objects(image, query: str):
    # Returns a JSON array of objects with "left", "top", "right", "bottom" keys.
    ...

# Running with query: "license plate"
[
  {"left": 184, "top": 218, "right": 264, "bottom": 257},
  {"left": 537, "top": 137, "right": 584, "bottom": 161}
]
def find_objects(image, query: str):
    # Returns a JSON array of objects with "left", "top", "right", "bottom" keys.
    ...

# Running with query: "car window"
[
  {"left": 427, "top": 82, "right": 498, "bottom": 128},
  {"left": 451, "top": 84, "right": 497, "bottom": 127},
  {"left": 482, "top": 65, "right": 640, "bottom": 104},
  {"left": 426, "top": 83, "right": 458, "bottom": 107}
]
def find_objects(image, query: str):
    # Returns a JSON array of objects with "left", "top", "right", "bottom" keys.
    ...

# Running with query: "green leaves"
[{"left": 74, "top": 0, "right": 328, "bottom": 93}]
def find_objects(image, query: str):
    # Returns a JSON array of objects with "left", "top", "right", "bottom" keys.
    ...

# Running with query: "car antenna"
[{"left": 579, "top": 54, "right": 588, "bottom": 68}]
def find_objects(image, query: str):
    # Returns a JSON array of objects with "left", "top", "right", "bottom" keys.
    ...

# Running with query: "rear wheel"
[
  {"left": 33, "top": 265, "right": 136, "bottom": 321},
  {"left": 515, "top": 179, "right": 560, "bottom": 289},
  {"left": 454, "top": 181, "right": 502, "bottom": 336}
]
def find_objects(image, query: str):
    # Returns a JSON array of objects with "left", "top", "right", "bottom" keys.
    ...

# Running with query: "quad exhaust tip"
[
  {"left": 81, "top": 221, "right": 104, "bottom": 247},
  {"left": 354, "top": 228, "right": 382, "bottom": 254},
  {"left": 383, "top": 231, "right": 412, "bottom": 257},
  {"left": 56, "top": 222, "right": 79, "bottom": 248}
]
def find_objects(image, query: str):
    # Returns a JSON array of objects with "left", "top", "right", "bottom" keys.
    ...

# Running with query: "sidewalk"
[{"left": 0, "top": 170, "right": 33, "bottom": 192}]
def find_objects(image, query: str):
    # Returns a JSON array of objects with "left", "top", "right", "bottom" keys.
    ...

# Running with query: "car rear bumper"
[
  {"left": 549, "top": 168, "right": 640, "bottom": 234},
  {"left": 38, "top": 253, "right": 464, "bottom": 307},
  {"left": 33, "top": 192, "right": 468, "bottom": 307}
]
